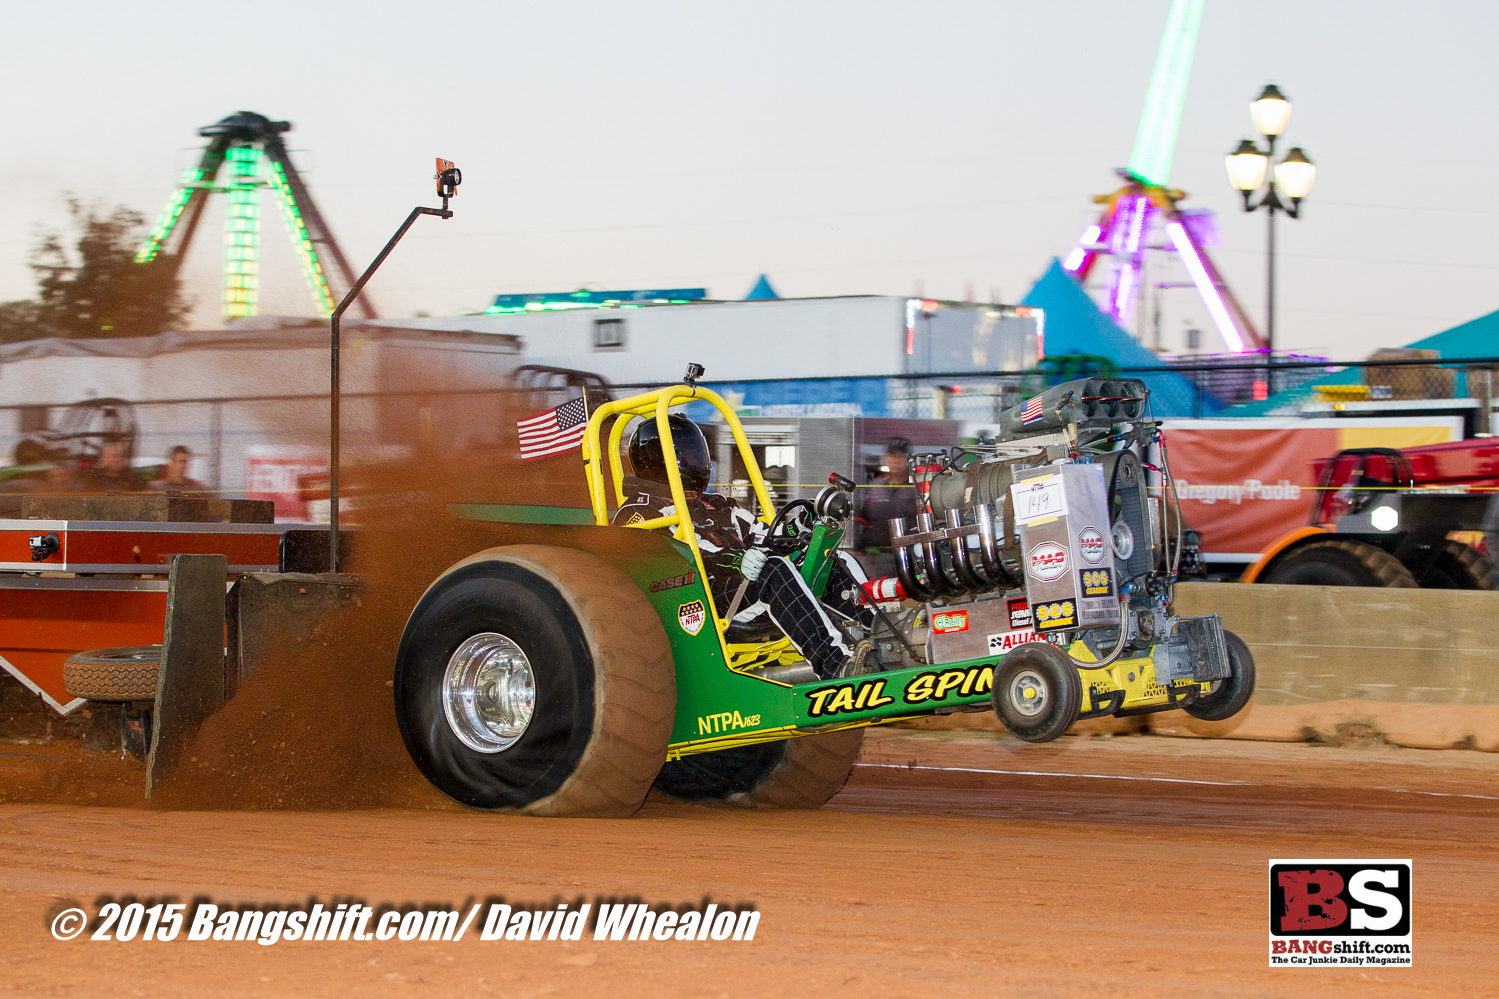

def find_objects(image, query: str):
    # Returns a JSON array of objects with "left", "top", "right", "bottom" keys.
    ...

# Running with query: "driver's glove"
[{"left": 739, "top": 547, "right": 767, "bottom": 581}]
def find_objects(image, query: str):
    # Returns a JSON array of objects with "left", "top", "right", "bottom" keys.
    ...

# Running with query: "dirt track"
[{"left": 3, "top": 729, "right": 1496, "bottom": 998}]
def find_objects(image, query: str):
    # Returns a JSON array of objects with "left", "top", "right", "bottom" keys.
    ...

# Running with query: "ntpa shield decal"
[
  {"left": 678, "top": 600, "right": 707, "bottom": 636},
  {"left": 1026, "top": 542, "right": 1068, "bottom": 581}
]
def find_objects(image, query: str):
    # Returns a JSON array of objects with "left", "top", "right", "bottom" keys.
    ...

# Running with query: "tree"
[{"left": 0, "top": 199, "right": 189, "bottom": 344}]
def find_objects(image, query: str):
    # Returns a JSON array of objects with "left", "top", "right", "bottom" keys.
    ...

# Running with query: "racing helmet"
[{"left": 629, "top": 414, "right": 712, "bottom": 493}]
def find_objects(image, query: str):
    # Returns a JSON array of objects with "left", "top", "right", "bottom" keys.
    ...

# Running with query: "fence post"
[{"left": 209, "top": 399, "right": 223, "bottom": 494}]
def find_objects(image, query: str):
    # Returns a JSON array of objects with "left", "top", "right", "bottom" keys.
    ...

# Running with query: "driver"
[{"left": 613, "top": 414, "right": 875, "bottom": 679}]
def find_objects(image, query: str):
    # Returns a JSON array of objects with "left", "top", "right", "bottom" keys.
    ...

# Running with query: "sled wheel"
[
  {"left": 653, "top": 728, "right": 864, "bottom": 808},
  {"left": 1185, "top": 630, "right": 1256, "bottom": 722},
  {"left": 63, "top": 646, "right": 162, "bottom": 702},
  {"left": 991, "top": 641, "right": 1082, "bottom": 743},
  {"left": 394, "top": 545, "right": 676, "bottom": 816},
  {"left": 121, "top": 704, "right": 154, "bottom": 761},
  {"left": 1261, "top": 539, "right": 1417, "bottom": 587},
  {"left": 1416, "top": 540, "right": 1499, "bottom": 589}
]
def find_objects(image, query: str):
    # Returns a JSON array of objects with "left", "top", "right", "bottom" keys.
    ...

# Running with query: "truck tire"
[
  {"left": 1185, "top": 630, "right": 1256, "bottom": 722},
  {"left": 653, "top": 729, "right": 864, "bottom": 808},
  {"left": 395, "top": 545, "right": 676, "bottom": 817},
  {"left": 63, "top": 646, "right": 161, "bottom": 702},
  {"left": 991, "top": 641, "right": 1082, "bottom": 743},
  {"left": 1261, "top": 539, "right": 1418, "bottom": 588},
  {"left": 1415, "top": 540, "right": 1499, "bottom": 589}
]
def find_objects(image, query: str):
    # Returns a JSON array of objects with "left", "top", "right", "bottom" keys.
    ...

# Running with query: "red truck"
[{"left": 1241, "top": 438, "right": 1499, "bottom": 588}]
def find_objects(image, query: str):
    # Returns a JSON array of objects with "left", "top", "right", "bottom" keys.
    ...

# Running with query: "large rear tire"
[
  {"left": 1414, "top": 540, "right": 1499, "bottom": 589},
  {"left": 653, "top": 729, "right": 864, "bottom": 808},
  {"left": 991, "top": 641, "right": 1082, "bottom": 743},
  {"left": 1261, "top": 539, "right": 1418, "bottom": 588},
  {"left": 394, "top": 545, "right": 676, "bottom": 817},
  {"left": 1185, "top": 630, "right": 1256, "bottom": 722}
]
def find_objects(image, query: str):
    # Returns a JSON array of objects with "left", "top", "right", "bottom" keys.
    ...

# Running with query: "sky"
[{"left": 2, "top": 0, "right": 1496, "bottom": 361}]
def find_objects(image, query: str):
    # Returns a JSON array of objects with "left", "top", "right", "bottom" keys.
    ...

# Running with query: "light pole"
[{"left": 1225, "top": 84, "right": 1316, "bottom": 395}]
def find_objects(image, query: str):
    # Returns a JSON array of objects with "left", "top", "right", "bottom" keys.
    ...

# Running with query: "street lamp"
[{"left": 1226, "top": 83, "right": 1316, "bottom": 394}]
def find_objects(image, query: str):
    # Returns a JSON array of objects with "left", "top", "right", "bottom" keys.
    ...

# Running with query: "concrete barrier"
[
  {"left": 900, "top": 583, "right": 1499, "bottom": 751},
  {"left": 1159, "top": 582, "right": 1499, "bottom": 751}
]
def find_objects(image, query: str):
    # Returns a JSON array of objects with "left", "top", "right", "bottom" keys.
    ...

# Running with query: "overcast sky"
[{"left": 2, "top": 0, "right": 1495, "bottom": 360}]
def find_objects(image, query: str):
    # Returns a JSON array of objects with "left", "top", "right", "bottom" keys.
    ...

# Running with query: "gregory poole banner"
[{"left": 1160, "top": 418, "right": 1460, "bottom": 559}]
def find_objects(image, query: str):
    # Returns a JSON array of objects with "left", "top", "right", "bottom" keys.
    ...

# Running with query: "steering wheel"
[{"left": 764, "top": 499, "right": 816, "bottom": 552}]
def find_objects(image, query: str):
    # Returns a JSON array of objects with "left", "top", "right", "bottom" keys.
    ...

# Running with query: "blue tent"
[
  {"left": 1405, "top": 309, "right": 1499, "bottom": 359},
  {"left": 1225, "top": 306, "right": 1499, "bottom": 416},
  {"left": 745, "top": 274, "right": 780, "bottom": 300},
  {"left": 1021, "top": 258, "right": 1218, "bottom": 416}
]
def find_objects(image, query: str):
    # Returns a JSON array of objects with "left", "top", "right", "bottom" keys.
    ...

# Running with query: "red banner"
[{"left": 1161, "top": 419, "right": 1460, "bottom": 557}]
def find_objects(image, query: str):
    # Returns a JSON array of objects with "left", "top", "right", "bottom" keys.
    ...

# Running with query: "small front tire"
[
  {"left": 991, "top": 642, "right": 1082, "bottom": 743},
  {"left": 1185, "top": 630, "right": 1256, "bottom": 722}
]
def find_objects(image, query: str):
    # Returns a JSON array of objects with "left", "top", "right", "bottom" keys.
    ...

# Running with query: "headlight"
[{"left": 1370, "top": 505, "right": 1399, "bottom": 532}]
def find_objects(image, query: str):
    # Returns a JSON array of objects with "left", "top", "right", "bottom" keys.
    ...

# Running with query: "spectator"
[
  {"left": 148, "top": 445, "right": 210, "bottom": 494},
  {"left": 854, "top": 437, "right": 918, "bottom": 570},
  {"left": 83, "top": 440, "right": 140, "bottom": 494}
]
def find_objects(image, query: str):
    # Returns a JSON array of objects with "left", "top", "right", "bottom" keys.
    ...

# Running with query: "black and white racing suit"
[{"left": 613, "top": 480, "right": 875, "bottom": 679}]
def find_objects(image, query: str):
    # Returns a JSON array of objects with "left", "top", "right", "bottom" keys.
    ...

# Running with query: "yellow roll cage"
[{"left": 581, "top": 384, "right": 798, "bottom": 670}]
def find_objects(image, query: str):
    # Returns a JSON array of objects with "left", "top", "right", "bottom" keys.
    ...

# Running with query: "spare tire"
[
  {"left": 653, "top": 729, "right": 864, "bottom": 808},
  {"left": 63, "top": 646, "right": 161, "bottom": 701},
  {"left": 395, "top": 545, "right": 676, "bottom": 817},
  {"left": 1261, "top": 539, "right": 1418, "bottom": 587}
]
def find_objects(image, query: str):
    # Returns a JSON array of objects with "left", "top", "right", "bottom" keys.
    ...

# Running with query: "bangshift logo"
[{"left": 1268, "top": 860, "right": 1412, "bottom": 967}]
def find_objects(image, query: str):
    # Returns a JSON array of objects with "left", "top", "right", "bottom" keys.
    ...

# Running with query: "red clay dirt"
[{"left": 2, "top": 728, "right": 1495, "bottom": 998}]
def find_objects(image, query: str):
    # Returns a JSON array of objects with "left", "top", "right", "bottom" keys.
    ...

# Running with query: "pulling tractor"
[{"left": 390, "top": 371, "right": 1255, "bottom": 816}]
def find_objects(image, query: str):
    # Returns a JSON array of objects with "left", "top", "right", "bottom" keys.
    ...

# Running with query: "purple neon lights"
[
  {"left": 1062, "top": 223, "right": 1105, "bottom": 274},
  {"left": 1167, "top": 220, "right": 1247, "bottom": 353}
]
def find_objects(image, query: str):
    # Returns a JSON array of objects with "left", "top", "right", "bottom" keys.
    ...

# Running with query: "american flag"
[
  {"left": 1020, "top": 395, "right": 1045, "bottom": 424},
  {"left": 517, "top": 397, "right": 589, "bottom": 460}
]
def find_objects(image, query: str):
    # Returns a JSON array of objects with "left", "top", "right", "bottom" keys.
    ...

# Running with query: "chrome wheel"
[
  {"left": 441, "top": 632, "right": 536, "bottom": 753},
  {"left": 1009, "top": 668, "right": 1049, "bottom": 718}
]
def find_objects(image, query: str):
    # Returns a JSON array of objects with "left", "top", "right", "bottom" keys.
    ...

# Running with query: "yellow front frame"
[{"left": 581, "top": 385, "right": 793, "bottom": 669}]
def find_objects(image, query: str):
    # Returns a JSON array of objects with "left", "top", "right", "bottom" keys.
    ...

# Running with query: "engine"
[{"left": 885, "top": 377, "right": 1203, "bottom": 667}]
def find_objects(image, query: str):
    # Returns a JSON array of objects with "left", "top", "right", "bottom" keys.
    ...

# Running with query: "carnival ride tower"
[
  {"left": 1060, "top": 0, "right": 1262, "bottom": 353},
  {"left": 134, "top": 111, "right": 374, "bottom": 322}
]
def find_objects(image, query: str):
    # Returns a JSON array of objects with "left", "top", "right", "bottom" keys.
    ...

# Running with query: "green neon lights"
[
  {"left": 1127, "top": 0, "right": 1203, "bottom": 188},
  {"left": 223, "top": 145, "right": 262, "bottom": 318},
  {"left": 134, "top": 168, "right": 204, "bottom": 264},
  {"left": 266, "top": 157, "right": 336, "bottom": 316}
]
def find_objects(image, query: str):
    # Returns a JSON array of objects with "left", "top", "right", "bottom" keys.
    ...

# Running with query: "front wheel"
[
  {"left": 394, "top": 545, "right": 676, "bottom": 816},
  {"left": 1185, "top": 630, "right": 1256, "bottom": 722},
  {"left": 991, "top": 642, "right": 1082, "bottom": 743}
]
